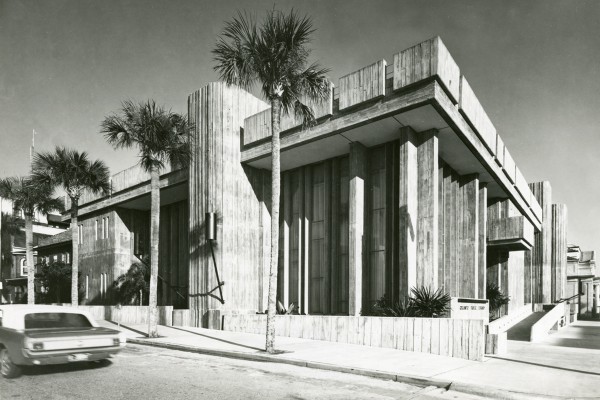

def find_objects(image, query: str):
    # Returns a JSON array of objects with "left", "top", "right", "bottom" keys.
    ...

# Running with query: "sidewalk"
[{"left": 98, "top": 320, "right": 600, "bottom": 400}]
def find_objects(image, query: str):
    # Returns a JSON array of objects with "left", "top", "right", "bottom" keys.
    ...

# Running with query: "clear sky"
[{"left": 1, "top": 0, "right": 599, "bottom": 250}]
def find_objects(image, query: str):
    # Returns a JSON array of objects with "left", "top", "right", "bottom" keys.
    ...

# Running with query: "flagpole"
[{"left": 30, "top": 129, "right": 36, "bottom": 173}]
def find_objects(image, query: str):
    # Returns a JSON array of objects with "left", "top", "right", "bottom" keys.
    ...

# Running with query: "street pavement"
[
  {"left": 101, "top": 320, "right": 600, "bottom": 399},
  {"left": 0, "top": 343, "right": 488, "bottom": 400}
]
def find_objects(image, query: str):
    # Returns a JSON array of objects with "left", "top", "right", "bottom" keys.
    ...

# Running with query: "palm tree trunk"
[
  {"left": 71, "top": 199, "right": 79, "bottom": 306},
  {"left": 266, "top": 98, "right": 282, "bottom": 354},
  {"left": 25, "top": 214, "right": 34, "bottom": 304},
  {"left": 148, "top": 167, "right": 160, "bottom": 338}
]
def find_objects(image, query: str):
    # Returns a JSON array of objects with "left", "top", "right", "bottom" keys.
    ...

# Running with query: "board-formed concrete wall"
[{"left": 223, "top": 314, "right": 485, "bottom": 361}]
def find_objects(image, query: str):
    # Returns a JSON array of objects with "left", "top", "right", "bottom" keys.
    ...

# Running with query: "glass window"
[
  {"left": 369, "top": 147, "right": 386, "bottom": 306},
  {"left": 24, "top": 313, "right": 92, "bottom": 329}
]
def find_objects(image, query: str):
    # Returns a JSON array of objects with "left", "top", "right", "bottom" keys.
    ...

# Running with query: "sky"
[{"left": 1, "top": 0, "right": 599, "bottom": 250}]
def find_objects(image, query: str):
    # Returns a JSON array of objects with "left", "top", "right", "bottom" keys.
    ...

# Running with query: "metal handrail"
[{"left": 557, "top": 294, "right": 579, "bottom": 303}]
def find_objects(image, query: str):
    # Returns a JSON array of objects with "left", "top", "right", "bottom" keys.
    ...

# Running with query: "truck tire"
[{"left": 0, "top": 348, "right": 22, "bottom": 378}]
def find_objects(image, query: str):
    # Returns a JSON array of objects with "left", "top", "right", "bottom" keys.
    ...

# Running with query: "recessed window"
[
  {"left": 78, "top": 224, "right": 83, "bottom": 245},
  {"left": 103, "top": 217, "right": 109, "bottom": 239},
  {"left": 20, "top": 258, "right": 27, "bottom": 276}
]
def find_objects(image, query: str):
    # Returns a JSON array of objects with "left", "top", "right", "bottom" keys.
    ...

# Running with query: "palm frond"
[
  {"left": 102, "top": 99, "right": 192, "bottom": 174},
  {"left": 213, "top": 11, "right": 258, "bottom": 89},
  {"left": 32, "top": 147, "right": 110, "bottom": 200},
  {"left": 213, "top": 8, "right": 329, "bottom": 125}
]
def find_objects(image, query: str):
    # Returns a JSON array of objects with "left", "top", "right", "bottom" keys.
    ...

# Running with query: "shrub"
[
  {"left": 113, "top": 261, "right": 149, "bottom": 305},
  {"left": 366, "top": 293, "right": 414, "bottom": 317},
  {"left": 363, "top": 287, "right": 451, "bottom": 318},
  {"left": 486, "top": 284, "right": 509, "bottom": 320}
]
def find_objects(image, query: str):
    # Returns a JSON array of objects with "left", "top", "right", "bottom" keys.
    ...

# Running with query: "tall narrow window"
[
  {"left": 78, "top": 224, "right": 83, "bottom": 245},
  {"left": 95, "top": 220, "right": 98, "bottom": 241},
  {"left": 289, "top": 170, "right": 301, "bottom": 307},
  {"left": 310, "top": 163, "right": 326, "bottom": 314},
  {"left": 100, "top": 273, "right": 105, "bottom": 300},
  {"left": 85, "top": 275, "right": 89, "bottom": 300},
  {"left": 337, "top": 158, "right": 350, "bottom": 314},
  {"left": 66, "top": 252, "right": 70, "bottom": 264},
  {"left": 104, "top": 217, "right": 109, "bottom": 239},
  {"left": 369, "top": 147, "right": 387, "bottom": 306}
]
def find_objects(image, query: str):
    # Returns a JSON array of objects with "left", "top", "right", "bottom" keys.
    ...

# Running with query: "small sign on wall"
[{"left": 450, "top": 297, "right": 489, "bottom": 324}]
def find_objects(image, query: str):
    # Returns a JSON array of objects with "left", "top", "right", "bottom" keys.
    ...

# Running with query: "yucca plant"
[
  {"left": 410, "top": 286, "right": 451, "bottom": 318},
  {"left": 276, "top": 300, "right": 297, "bottom": 315}
]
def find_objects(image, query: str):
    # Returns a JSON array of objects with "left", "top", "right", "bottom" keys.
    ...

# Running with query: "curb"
[{"left": 126, "top": 338, "right": 576, "bottom": 400}]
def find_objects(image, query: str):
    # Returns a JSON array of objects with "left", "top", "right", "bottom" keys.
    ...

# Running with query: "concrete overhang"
[
  {"left": 487, "top": 216, "right": 534, "bottom": 251},
  {"left": 61, "top": 169, "right": 188, "bottom": 220},
  {"left": 241, "top": 80, "right": 541, "bottom": 231}
]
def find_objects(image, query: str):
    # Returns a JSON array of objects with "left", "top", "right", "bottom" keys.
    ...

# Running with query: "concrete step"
[{"left": 507, "top": 312, "right": 546, "bottom": 341}]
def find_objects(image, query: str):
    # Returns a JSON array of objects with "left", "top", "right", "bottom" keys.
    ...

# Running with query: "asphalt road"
[{"left": 0, "top": 344, "right": 485, "bottom": 400}]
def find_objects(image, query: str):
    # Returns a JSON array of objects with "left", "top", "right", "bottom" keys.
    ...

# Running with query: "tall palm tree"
[
  {"left": 213, "top": 9, "right": 330, "bottom": 353},
  {"left": 32, "top": 148, "right": 110, "bottom": 306},
  {"left": 100, "top": 100, "right": 191, "bottom": 338},
  {"left": 0, "top": 177, "right": 63, "bottom": 304}
]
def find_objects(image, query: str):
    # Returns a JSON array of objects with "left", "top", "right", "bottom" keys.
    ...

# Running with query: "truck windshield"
[{"left": 24, "top": 313, "right": 93, "bottom": 329}]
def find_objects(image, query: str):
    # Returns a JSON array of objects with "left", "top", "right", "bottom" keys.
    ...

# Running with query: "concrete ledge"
[
  {"left": 449, "top": 382, "right": 567, "bottom": 400},
  {"left": 126, "top": 338, "right": 575, "bottom": 400}
]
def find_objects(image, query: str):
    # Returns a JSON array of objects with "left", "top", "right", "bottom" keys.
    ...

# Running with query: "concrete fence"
[
  {"left": 77, "top": 306, "right": 173, "bottom": 326},
  {"left": 223, "top": 315, "right": 485, "bottom": 361},
  {"left": 172, "top": 309, "right": 221, "bottom": 329}
]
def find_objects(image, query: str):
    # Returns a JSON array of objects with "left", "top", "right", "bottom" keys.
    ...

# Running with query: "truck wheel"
[{"left": 0, "top": 348, "right": 22, "bottom": 378}]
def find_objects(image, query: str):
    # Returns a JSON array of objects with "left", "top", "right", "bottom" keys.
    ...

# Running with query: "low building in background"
[
  {"left": 0, "top": 208, "right": 66, "bottom": 303},
  {"left": 566, "top": 245, "right": 599, "bottom": 317}
]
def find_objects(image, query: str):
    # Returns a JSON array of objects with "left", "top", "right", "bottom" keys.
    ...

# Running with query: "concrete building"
[
  {"left": 566, "top": 244, "right": 599, "bottom": 317},
  {"left": 49, "top": 37, "right": 573, "bottom": 357}
]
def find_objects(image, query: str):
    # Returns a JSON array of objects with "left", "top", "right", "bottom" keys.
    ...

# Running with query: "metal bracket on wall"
[
  {"left": 195, "top": 212, "right": 225, "bottom": 304},
  {"left": 207, "top": 239, "right": 225, "bottom": 304}
]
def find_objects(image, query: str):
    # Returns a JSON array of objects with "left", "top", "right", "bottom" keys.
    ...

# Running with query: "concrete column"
[
  {"left": 551, "top": 204, "right": 568, "bottom": 302},
  {"left": 416, "top": 129, "right": 439, "bottom": 289},
  {"left": 398, "top": 127, "right": 418, "bottom": 298},
  {"left": 348, "top": 142, "right": 367, "bottom": 315},
  {"left": 478, "top": 184, "right": 487, "bottom": 299},
  {"left": 459, "top": 174, "right": 479, "bottom": 298},
  {"left": 281, "top": 173, "right": 291, "bottom": 307},
  {"left": 593, "top": 283, "right": 599, "bottom": 316},
  {"left": 530, "top": 181, "right": 552, "bottom": 304}
]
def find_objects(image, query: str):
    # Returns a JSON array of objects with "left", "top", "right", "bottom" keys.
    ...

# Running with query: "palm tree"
[
  {"left": 0, "top": 212, "right": 23, "bottom": 303},
  {"left": 213, "top": 9, "right": 330, "bottom": 353},
  {"left": 32, "top": 148, "right": 110, "bottom": 306},
  {"left": 100, "top": 100, "right": 190, "bottom": 337},
  {"left": 0, "top": 177, "right": 63, "bottom": 304}
]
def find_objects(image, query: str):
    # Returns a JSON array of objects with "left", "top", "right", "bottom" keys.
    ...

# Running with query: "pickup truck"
[{"left": 0, "top": 305, "right": 126, "bottom": 378}]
